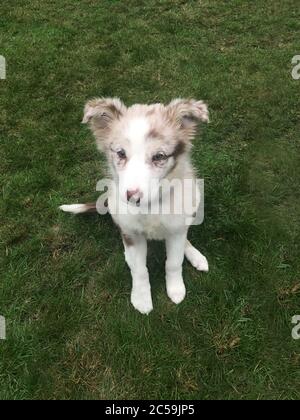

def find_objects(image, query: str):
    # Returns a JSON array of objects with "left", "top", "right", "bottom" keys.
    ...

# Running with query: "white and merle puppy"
[{"left": 60, "top": 98, "right": 209, "bottom": 314}]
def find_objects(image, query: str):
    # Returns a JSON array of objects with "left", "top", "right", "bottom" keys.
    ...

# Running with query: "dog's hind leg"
[{"left": 185, "top": 240, "right": 209, "bottom": 272}]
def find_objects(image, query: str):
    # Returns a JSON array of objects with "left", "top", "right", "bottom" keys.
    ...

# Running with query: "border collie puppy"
[{"left": 60, "top": 98, "right": 209, "bottom": 314}]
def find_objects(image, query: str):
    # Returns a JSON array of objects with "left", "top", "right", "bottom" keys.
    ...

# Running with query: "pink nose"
[{"left": 127, "top": 189, "right": 143, "bottom": 202}]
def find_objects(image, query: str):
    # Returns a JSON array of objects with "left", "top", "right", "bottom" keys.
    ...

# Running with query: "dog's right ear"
[{"left": 82, "top": 97, "right": 126, "bottom": 141}]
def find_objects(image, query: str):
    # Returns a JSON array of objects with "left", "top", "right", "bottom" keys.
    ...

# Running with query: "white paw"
[
  {"left": 186, "top": 248, "right": 209, "bottom": 272},
  {"left": 131, "top": 288, "right": 153, "bottom": 315},
  {"left": 166, "top": 279, "right": 186, "bottom": 304}
]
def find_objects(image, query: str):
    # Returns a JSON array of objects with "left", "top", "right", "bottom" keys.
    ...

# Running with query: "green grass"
[{"left": 1, "top": 0, "right": 300, "bottom": 400}]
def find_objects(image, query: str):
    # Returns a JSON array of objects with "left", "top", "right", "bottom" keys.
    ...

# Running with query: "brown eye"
[
  {"left": 152, "top": 152, "right": 167, "bottom": 163},
  {"left": 117, "top": 149, "right": 126, "bottom": 160}
]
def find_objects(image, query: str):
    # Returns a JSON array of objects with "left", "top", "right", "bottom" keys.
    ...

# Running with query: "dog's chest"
[{"left": 135, "top": 214, "right": 168, "bottom": 240}]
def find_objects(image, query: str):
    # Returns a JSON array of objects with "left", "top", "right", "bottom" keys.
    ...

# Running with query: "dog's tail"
[{"left": 59, "top": 203, "right": 98, "bottom": 214}]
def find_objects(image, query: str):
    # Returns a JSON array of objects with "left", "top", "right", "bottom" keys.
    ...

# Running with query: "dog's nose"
[{"left": 127, "top": 189, "right": 143, "bottom": 202}]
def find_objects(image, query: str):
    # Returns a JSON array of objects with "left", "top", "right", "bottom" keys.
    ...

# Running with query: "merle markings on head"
[{"left": 82, "top": 97, "right": 209, "bottom": 205}]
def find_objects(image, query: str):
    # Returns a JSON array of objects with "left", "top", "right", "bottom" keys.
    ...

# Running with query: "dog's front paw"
[
  {"left": 166, "top": 277, "right": 186, "bottom": 304},
  {"left": 131, "top": 288, "right": 153, "bottom": 315}
]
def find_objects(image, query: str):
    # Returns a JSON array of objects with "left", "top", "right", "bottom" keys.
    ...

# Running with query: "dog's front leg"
[
  {"left": 165, "top": 230, "right": 188, "bottom": 304},
  {"left": 122, "top": 234, "right": 153, "bottom": 315}
]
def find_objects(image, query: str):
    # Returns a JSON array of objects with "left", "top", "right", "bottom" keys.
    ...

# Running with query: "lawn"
[{"left": 1, "top": 0, "right": 300, "bottom": 400}]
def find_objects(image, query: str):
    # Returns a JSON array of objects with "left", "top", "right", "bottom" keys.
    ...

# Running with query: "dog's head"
[{"left": 82, "top": 97, "right": 209, "bottom": 205}]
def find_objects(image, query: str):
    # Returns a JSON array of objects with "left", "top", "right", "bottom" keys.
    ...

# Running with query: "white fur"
[
  {"left": 124, "top": 234, "right": 153, "bottom": 314},
  {"left": 110, "top": 175, "right": 208, "bottom": 313},
  {"left": 185, "top": 240, "right": 209, "bottom": 272},
  {"left": 59, "top": 204, "right": 88, "bottom": 214},
  {"left": 126, "top": 117, "right": 150, "bottom": 143},
  {"left": 61, "top": 98, "right": 210, "bottom": 314},
  {"left": 117, "top": 118, "right": 162, "bottom": 204}
]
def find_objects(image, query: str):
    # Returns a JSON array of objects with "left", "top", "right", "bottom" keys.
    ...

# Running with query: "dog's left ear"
[
  {"left": 82, "top": 97, "right": 127, "bottom": 150},
  {"left": 82, "top": 97, "right": 126, "bottom": 125},
  {"left": 166, "top": 98, "right": 209, "bottom": 138}
]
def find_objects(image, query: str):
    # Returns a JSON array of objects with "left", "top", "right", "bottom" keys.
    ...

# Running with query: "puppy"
[{"left": 60, "top": 98, "right": 209, "bottom": 314}]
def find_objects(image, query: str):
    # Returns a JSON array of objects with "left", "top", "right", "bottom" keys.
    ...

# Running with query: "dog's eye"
[
  {"left": 117, "top": 149, "right": 127, "bottom": 160},
  {"left": 152, "top": 152, "right": 167, "bottom": 163}
]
